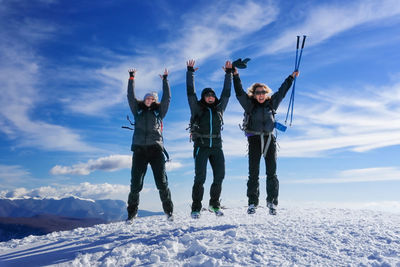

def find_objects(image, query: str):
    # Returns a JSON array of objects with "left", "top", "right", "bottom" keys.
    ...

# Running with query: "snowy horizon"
[
  {"left": 1, "top": 0, "right": 400, "bottom": 212},
  {"left": 1, "top": 206, "right": 399, "bottom": 266}
]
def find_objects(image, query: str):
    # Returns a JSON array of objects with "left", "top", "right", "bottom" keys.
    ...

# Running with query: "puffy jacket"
[
  {"left": 233, "top": 74, "right": 293, "bottom": 134},
  {"left": 127, "top": 77, "right": 171, "bottom": 150},
  {"left": 187, "top": 70, "right": 232, "bottom": 148}
]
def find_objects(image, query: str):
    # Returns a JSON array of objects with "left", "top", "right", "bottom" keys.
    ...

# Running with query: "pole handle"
[
  {"left": 296, "top": 36, "right": 300, "bottom": 49},
  {"left": 301, "top": 35, "right": 307, "bottom": 49}
]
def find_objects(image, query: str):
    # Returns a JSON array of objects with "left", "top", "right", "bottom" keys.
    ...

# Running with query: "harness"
[
  {"left": 239, "top": 101, "right": 283, "bottom": 157},
  {"left": 187, "top": 105, "right": 223, "bottom": 146}
]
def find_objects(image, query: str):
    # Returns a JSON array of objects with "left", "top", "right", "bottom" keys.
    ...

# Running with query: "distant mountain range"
[{"left": 0, "top": 197, "right": 163, "bottom": 242}]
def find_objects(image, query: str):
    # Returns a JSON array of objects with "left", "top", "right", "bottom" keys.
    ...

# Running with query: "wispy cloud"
[
  {"left": 0, "top": 164, "right": 31, "bottom": 186},
  {"left": 261, "top": 0, "right": 400, "bottom": 54},
  {"left": 0, "top": 2, "right": 96, "bottom": 152},
  {"left": 62, "top": 0, "right": 279, "bottom": 116},
  {"left": 50, "top": 154, "right": 184, "bottom": 175},
  {"left": 137, "top": 74, "right": 400, "bottom": 160},
  {"left": 285, "top": 167, "right": 400, "bottom": 184}
]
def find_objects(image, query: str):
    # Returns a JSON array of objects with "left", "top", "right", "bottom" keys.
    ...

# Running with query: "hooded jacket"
[
  {"left": 127, "top": 77, "right": 171, "bottom": 150},
  {"left": 233, "top": 74, "right": 293, "bottom": 134},
  {"left": 186, "top": 70, "right": 232, "bottom": 148}
]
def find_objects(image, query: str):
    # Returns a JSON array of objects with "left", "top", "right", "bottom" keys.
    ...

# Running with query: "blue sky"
[{"left": 1, "top": 0, "right": 400, "bottom": 212}]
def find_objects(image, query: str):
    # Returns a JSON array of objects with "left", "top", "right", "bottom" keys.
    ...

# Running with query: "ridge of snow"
[
  {"left": 0, "top": 206, "right": 399, "bottom": 266},
  {"left": 0, "top": 195, "right": 96, "bottom": 202}
]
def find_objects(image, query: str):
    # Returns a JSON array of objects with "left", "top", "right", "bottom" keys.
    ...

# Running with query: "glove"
[{"left": 232, "top": 58, "right": 251, "bottom": 69}]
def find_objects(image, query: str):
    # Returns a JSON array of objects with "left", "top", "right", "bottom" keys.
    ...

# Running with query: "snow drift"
[{"left": 0, "top": 206, "right": 399, "bottom": 266}]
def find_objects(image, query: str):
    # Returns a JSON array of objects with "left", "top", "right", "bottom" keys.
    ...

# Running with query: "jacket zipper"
[{"left": 208, "top": 107, "right": 212, "bottom": 148}]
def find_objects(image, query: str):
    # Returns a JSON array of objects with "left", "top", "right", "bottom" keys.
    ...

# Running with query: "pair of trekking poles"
[{"left": 284, "top": 35, "right": 307, "bottom": 127}]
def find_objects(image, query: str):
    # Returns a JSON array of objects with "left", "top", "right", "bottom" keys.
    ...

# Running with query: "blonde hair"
[{"left": 247, "top": 83, "right": 272, "bottom": 99}]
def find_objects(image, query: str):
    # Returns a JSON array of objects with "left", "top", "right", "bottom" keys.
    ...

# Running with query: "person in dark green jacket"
[
  {"left": 126, "top": 68, "right": 174, "bottom": 222},
  {"left": 233, "top": 67, "right": 299, "bottom": 215},
  {"left": 186, "top": 59, "right": 232, "bottom": 218}
]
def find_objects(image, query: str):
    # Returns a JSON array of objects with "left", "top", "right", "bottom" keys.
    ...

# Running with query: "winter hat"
[
  {"left": 201, "top": 88, "right": 216, "bottom": 99},
  {"left": 143, "top": 92, "right": 158, "bottom": 102}
]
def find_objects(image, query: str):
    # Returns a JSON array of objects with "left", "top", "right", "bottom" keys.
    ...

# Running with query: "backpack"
[
  {"left": 239, "top": 101, "right": 287, "bottom": 133},
  {"left": 122, "top": 110, "right": 170, "bottom": 161},
  {"left": 186, "top": 107, "right": 224, "bottom": 142}
]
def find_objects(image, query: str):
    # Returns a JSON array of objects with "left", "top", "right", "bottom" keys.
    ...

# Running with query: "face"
[
  {"left": 254, "top": 86, "right": 268, "bottom": 103},
  {"left": 144, "top": 96, "right": 155, "bottom": 107},
  {"left": 204, "top": 92, "right": 216, "bottom": 104}
]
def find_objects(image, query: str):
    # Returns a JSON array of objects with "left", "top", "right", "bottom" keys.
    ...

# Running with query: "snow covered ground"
[{"left": 0, "top": 206, "right": 399, "bottom": 266}]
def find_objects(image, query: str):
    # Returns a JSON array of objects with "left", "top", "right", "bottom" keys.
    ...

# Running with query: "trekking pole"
[
  {"left": 285, "top": 35, "right": 306, "bottom": 126},
  {"left": 285, "top": 36, "right": 300, "bottom": 125}
]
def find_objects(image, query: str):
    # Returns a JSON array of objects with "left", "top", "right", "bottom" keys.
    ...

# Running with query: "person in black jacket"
[
  {"left": 186, "top": 59, "right": 232, "bottom": 219},
  {"left": 233, "top": 67, "right": 299, "bottom": 215},
  {"left": 126, "top": 68, "right": 174, "bottom": 222}
]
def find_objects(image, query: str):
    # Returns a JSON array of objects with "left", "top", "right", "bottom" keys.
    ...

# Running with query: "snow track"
[{"left": 0, "top": 207, "right": 399, "bottom": 266}]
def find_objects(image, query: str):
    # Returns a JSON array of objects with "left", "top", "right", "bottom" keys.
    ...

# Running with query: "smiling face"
[
  {"left": 254, "top": 86, "right": 268, "bottom": 104},
  {"left": 204, "top": 92, "right": 216, "bottom": 104},
  {"left": 144, "top": 96, "right": 155, "bottom": 107}
]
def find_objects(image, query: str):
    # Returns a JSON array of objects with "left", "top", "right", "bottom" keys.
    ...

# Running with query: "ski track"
[{"left": 0, "top": 207, "right": 399, "bottom": 266}]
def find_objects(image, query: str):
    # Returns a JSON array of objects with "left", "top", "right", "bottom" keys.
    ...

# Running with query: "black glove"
[
  {"left": 129, "top": 71, "right": 135, "bottom": 77},
  {"left": 163, "top": 74, "right": 168, "bottom": 79},
  {"left": 232, "top": 58, "right": 251, "bottom": 69},
  {"left": 225, "top": 68, "right": 233, "bottom": 74}
]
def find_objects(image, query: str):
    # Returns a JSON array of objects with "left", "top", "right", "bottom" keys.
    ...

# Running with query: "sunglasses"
[
  {"left": 254, "top": 90, "right": 267, "bottom": 95},
  {"left": 205, "top": 92, "right": 216, "bottom": 97}
]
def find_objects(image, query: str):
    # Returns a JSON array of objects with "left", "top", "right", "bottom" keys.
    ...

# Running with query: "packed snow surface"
[{"left": 0, "top": 206, "right": 399, "bottom": 266}]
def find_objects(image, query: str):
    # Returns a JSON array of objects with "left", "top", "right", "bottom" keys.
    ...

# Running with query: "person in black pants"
[
  {"left": 233, "top": 67, "right": 299, "bottom": 215},
  {"left": 186, "top": 59, "right": 232, "bottom": 218},
  {"left": 126, "top": 68, "right": 174, "bottom": 222}
]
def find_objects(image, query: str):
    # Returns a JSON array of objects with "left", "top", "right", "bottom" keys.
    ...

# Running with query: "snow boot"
[
  {"left": 247, "top": 204, "right": 256, "bottom": 214},
  {"left": 191, "top": 211, "right": 201, "bottom": 219},
  {"left": 267, "top": 202, "right": 277, "bottom": 215},
  {"left": 166, "top": 212, "right": 174, "bottom": 222},
  {"left": 209, "top": 206, "right": 224, "bottom": 217}
]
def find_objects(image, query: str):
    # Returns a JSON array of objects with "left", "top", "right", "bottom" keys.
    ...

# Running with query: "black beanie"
[{"left": 201, "top": 87, "right": 216, "bottom": 99}]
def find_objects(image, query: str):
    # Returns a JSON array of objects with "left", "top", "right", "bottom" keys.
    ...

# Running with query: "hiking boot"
[
  {"left": 126, "top": 214, "right": 137, "bottom": 224},
  {"left": 166, "top": 212, "right": 174, "bottom": 221},
  {"left": 209, "top": 206, "right": 224, "bottom": 217},
  {"left": 247, "top": 204, "right": 256, "bottom": 214},
  {"left": 191, "top": 211, "right": 200, "bottom": 219},
  {"left": 267, "top": 202, "right": 277, "bottom": 215}
]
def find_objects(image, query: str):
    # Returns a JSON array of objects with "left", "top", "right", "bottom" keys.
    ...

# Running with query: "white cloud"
[
  {"left": 0, "top": 182, "right": 132, "bottom": 201},
  {"left": 262, "top": 0, "right": 400, "bottom": 54},
  {"left": 285, "top": 167, "right": 400, "bottom": 184},
  {"left": 62, "top": 0, "right": 279, "bottom": 116},
  {"left": 0, "top": 2, "right": 96, "bottom": 152},
  {"left": 50, "top": 154, "right": 184, "bottom": 175},
  {"left": 51, "top": 155, "right": 132, "bottom": 175},
  {"left": 0, "top": 164, "right": 31, "bottom": 186}
]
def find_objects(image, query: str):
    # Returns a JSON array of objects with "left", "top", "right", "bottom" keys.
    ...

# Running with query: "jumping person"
[
  {"left": 186, "top": 59, "right": 232, "bottom": 219},
  {"left": 126, "top": 68, "right": 174, "bottom": 222},
  {"left": 233, "top": 67, "right": 299, "bottom": 215}
]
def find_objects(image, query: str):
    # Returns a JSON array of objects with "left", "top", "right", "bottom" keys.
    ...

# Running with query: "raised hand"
[
  {"left": 128, "top": 68, "right": 137, "bottom": 77},
  {"left": 159, "top": 68, "right": 169, "bottom": 79},
  {"left": 222, "top": 61, "right": 233, "bottom": 72},
  {"left": 186, "top": 59, "right": 199, "bottom": 72}
]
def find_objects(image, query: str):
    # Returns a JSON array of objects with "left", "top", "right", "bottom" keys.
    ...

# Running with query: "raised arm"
[
  {"left": 127, "top": 68, "right": 139, "bottom": 115},
  {"left": 271, "top": 71, "right": 298, "bottom": 110},
  {"left": 233, "top": 68, "right": 253, "bottom": 113},
  {"left": 159, "top": 68, "right": 171, "bottom": 119},
  {"left": 218, "top": 61, "right": 233, "bottom": 112},
  {"left": 186, "top": 59, "right": 200, "bottom": 115}
]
